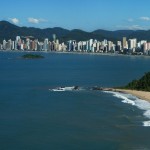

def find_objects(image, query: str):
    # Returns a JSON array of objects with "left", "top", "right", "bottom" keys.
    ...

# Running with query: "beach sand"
[{"left": 114, "top": 89, "right": 150, "bottom": 102}]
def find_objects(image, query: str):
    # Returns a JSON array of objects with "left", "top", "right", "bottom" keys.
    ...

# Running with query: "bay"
[{"left": 0, "top": 52, "right": 150, "bottom": 150}]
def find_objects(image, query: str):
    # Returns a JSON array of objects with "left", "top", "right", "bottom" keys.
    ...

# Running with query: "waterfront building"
[
  {"left": 96, "top": 42, "right": 100, "bottom": 52},
  {"left": 26, "top": 38, "right": 30, "bottom": 50},
  {"left": 20, "top": 44, "right": 24, "bottom": 50},
  {"left": 137, "top": 42, "right": 141, "bottom": 48},
  {"left": 67, "top": 40, "right": 76, "bottom": 51},
  {"left": 7, "top": 40, "right": 12, "bottom": 50},
  {"left": 30, "top": 41, "right": 34, "bottom": 51},
  {"left": 48, "top": 41, "right": 52, "bottom": 51},
  {"left": 11, "top": 41, "right": 15, "bottom": 50},
  {"left": 82, "top": 41, "right": 87, "bottom": 52},
  {"left": 123, "top": 37, "right": 127, "bottom": 49},
  {"left": 55, "top": 39, "right": 60, "bottom": 51},
  {"left": 77, "top": 41, "right": 82, "bottom": 52},
  {"left": 44, "top": 38, "right": 49, "bottom": 51},
  {"left": 92, "top": 42, "right": 96, "bottom": 53},
  {"left": 147, "top": 42, "right": 150, "bottom": 50},
  {"left": 61, "top": 42, "right": 67, "bottom": 51},
  {"left": 117, "top": 41, "right": 122, "bottom": 51},
  {"left": 1, "top": 35, "right": 150, "bottom": 56},
  {"left": 108, "top": 41, "right": 115, "bottom": 53},
  {"left": 53, "top": 34, "right": 56, "bottom": 43},
  {"left": 0, "top": 44, "right": 2, "bottom": 50},
  {"left": 51, "top": 41, "right": 55, "bottom": 51},
  {"left": 103, "top": 39, "right": 107, "bottom": 46},
  {"left": 3, "top": 40, "right": 7, "bottom": 50},
  {"left": 128, "top": 39, "right": 137, "bottom": 52},
  {"left": 88, "top": 39, "right": 93, "bottom": 52},
  {"left": 37, "top": 42, "right": 43, "bottom": 51}
]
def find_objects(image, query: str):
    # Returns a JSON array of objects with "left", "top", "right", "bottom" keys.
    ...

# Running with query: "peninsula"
[{"left": 100, "top": 72, "right": 150, "bottom": 102}]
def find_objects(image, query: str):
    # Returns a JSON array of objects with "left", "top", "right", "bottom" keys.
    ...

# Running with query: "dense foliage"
[
  {"left": 124, "top": 72, "right": 150, "bottom": 91},
  {"left": 22, "top": 54, "right": 44, "bottom": 59}
]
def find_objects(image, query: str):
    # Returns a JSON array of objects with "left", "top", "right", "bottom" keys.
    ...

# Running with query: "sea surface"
[{"left": 1, "top": 51, "right": 150, "bottom": 150}]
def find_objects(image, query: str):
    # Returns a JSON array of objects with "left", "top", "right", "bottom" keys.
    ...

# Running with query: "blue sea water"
[{"left": 1, "top": 52, "right": 150, "bottom": 150}]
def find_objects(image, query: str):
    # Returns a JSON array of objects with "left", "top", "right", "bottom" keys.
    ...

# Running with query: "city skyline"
[
  {"left": 1, "top": 0, "right": 150, "bottom": 31},
  {"left": 1, "top": 35, "right": 150, "bottom": 56}
]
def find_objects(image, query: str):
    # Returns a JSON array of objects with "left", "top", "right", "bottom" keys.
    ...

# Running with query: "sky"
[{"left": 1, "top": 0, "right": 150, "bottom": 31}]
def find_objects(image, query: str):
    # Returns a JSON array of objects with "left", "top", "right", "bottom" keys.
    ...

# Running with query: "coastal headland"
[{"left": 99, "top": 72, "right": 150, "bottom": 102}]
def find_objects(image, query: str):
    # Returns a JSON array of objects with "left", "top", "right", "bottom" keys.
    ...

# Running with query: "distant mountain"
[
  {"left": 0, "top": 21, "right": 70, "bottom": 42},
  {"left": 0, "top": 20, "right": 150, "bottom": 43}
]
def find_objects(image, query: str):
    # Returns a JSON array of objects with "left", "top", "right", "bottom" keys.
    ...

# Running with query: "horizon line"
[{"left": 0, "top": 20, "right": 149, "bottom": 32}]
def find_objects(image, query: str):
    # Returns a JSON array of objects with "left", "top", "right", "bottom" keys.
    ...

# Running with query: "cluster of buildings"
[
  {"left": 0, "top": 35, "right": 150, "bottom": 55},
  {"left": 0, "top": 35, "right": 67, "bottom": 52}
]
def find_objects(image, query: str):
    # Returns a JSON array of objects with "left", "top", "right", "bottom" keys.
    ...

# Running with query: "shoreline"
[
  {"left": 103, "top": 88, "right": 150, "bottom": 102},
  {"left": 1, "top": 50, "right": 150, "bottom": 58}
]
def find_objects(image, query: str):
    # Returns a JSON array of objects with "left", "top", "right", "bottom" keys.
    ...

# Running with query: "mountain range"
[{"left": 0, "top": 20, "right": 150, "bottom": 43}]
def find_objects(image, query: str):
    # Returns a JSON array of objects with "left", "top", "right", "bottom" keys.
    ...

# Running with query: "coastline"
[
  {"left": 108, "top": 88, "right": 150, "bottom": 102},
  {"left": 1, "top": 50, "right": 150, "bottom": 58}
]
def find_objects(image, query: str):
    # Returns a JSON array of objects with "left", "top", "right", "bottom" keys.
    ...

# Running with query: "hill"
[
  {"left": 123, "top": 72, "right": 150, "bottom": 91},
  {"left": 0, "top": 21, "right": 70, "bottom": 42},
  {"left": 1, "top": 21, "right": 150, "bottom": 43}
]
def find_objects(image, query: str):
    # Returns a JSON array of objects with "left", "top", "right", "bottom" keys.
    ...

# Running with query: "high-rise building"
[
  {"left": 128, "top": 39, "right": 137, "bottom": 49},
  {"left": 26, "top": 38, "right": 30, "bottom": 50},
  {"left": 67, "top": 40, "right": 76, "bottom": 51},
  {"left": 3, "top": 40, "right": 7, "bottom": 50},
  {"left": 103, "top": 39, "right": 107, "bottom": 46},
  {"left": 7, "top": 40, "right": 12, "bottom": 50},
  {"left": 53, "top": 34, "right": 56, "bottom": 42},
  {"left": 123, "top": 37, "right": 127, "bottom": 49},
  {"left": 44, "top": 38, "right": 49, "bottom": 51},
  {"left": 108, "top": 41, "right": 113, "bottom": 52},
  {"left": 12, "top": 41, "right": 15, "bottom": 50},
  {"left": 0, "top": 44, "right": 2, "bottom": 50},
  {"left": 88, "top": 39, "right": 93, "bottom": 51},
  {"left": 16, "top": 36, "right": 21, "bottom": 42},
  {"left": 117, "top": 41, "right": 122, "bottom": 49}
]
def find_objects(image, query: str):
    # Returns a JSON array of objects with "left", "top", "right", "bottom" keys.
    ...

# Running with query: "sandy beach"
[{"left": 113, "top": 89, "right": 150, "bottom": 102}]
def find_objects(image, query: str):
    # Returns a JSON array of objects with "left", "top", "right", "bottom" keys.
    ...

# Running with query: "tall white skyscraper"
[
  {"left": 44, "top": 38, "right": 49, "bottom": 51},
  {"left": 16, "top": 36, "right": 21, "bottom": 42},
  {"left": 128, "top": 39, "right": 137, "bottom": 49}
]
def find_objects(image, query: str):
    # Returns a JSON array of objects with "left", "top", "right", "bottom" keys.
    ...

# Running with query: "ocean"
[{"left": 1, "top": 51, "right": 150, "bottom": 150}]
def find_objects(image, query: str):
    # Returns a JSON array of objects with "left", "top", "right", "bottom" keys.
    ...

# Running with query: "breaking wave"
[
  {"left": 104, "top": 91, "right": 150, "bottom": 127},
  {"left": 49, "top": 86, "right": 82, "bottom": 92}
]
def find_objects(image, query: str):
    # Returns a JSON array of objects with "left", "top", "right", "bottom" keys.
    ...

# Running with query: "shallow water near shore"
[{"left": 1, "top": 52, "right": 150, "bottom": 149}]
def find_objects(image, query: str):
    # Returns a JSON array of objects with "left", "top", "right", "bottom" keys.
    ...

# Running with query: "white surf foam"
[
  {"left": 143, "top": 121, "right": 150, "bottom": 127},
  {"left": 50, "top": 86, "right": 79, "bottom": 92},
  {"left": 104, "top": 91, "right": 136, "bottom": 105},
  {"left": 104, "top": 91, "right": 150, "bottom": 127},
  {"left": 64, "top": 86, "right": 75, "bottom": 91}
]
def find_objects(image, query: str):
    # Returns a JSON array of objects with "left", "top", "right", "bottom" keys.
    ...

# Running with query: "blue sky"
[{"left": 1, "top": 0, "right": 150, "bottom": 31}]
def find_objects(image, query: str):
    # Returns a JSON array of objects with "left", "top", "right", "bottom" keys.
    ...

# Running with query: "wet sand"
[{"left": 114, "top": 89, "right": 150, "bottom": 102}]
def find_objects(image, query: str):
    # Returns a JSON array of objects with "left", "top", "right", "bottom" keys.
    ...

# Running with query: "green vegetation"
[
  {"left": 123, "top": 72, "right": 150, "bottom": 91},
  {"left": 22, "top": 54, "right": 44, "bottom": 59}
]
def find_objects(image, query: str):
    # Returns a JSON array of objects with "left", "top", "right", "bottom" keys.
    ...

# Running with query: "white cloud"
[
  {"left": 28, "top": 18, "right": 48, "bottom": 24},
  {"left": 128, "top": 25, "right": 144, "bottom": 30},
  {"left": 9, "top": 18, "right": 19, "bottom": 24},
  {"left": 140, "top": 17, "right": 150, "bottom": 21},
  {"left": 39, "top": 19, "right": 48, "bottom": 22},
  {"left": 128, "top": 18, "right": 134, "bottom": 22},
  {"left": 28, "top": 18, "right": 39, "bottom": 24},
  {"left": 116, "top": 25, "right": 144, "bottom": 30}
]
